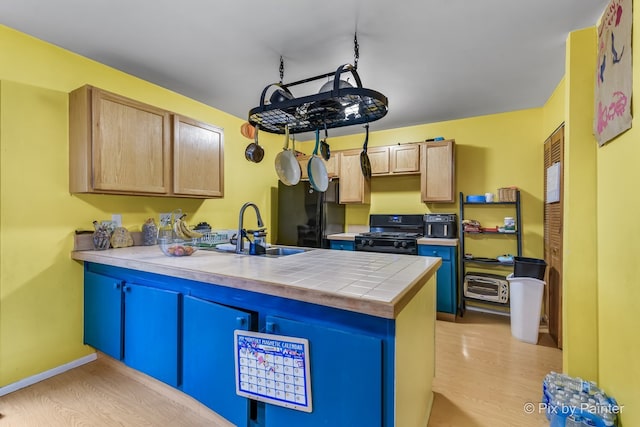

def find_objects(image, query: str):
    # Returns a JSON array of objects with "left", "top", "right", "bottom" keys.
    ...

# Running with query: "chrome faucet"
[{"left": 236, "top": 202, "right": 264, "bottom": 253}]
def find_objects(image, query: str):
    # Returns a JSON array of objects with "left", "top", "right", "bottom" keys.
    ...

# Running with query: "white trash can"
[{"left": 507, "top": 273, "right": 545, "bottom": 344}]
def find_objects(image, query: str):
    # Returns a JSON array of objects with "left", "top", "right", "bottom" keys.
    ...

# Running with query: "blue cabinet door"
[
  {"left": 183, "top": 295, "right": 252, "bottom": 427},
  {"left": 329, "top": 240, "right": 355, "bottom": 251},
  {"left": 419, "top": 245, "right": 457, "bottom": 314},
  {"left": 263, "top": 316, "right": 382, "bottom": 427},
  {"left": 84, "top": 271, "right": 124, "bottom": 360},
  {"left": 123, "top": 283, "right": 180, "bottom": 387}
]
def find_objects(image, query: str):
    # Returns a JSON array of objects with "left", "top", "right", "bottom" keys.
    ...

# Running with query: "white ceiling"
[{"left": 0, "top": 0, "right": 607, "bottom": 138}]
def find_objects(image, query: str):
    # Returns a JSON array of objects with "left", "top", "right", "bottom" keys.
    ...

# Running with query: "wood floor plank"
[
  {"left": 0, "top": 311, "right": 560, "bottom": 426},
  {"left": 428, "top": 311, "right": 561, "bottom": 427}
]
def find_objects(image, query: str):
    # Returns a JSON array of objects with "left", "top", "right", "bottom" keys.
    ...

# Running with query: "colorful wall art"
[{"left": 594, "top": 0, "right": 633, "bottom": 146}]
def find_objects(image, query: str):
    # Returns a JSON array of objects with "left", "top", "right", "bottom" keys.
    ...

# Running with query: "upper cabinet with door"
[
  {"left": 338, "top": 149, "right": 371, "bottom": 204},
  {"left": 420, "top": 139, "right": 455, "bottom": 203},
  {"left": 369, "top": 144, "right": 420, "bottom": 176},
  {"left": 69, "top": 85, "right": 224, "bottom": 198},
  {"left": 173, "top": 115, "right": 224, "bottom": 197},
  {"left": 298, "top": 154, "right": 339, "bottom": 180}
]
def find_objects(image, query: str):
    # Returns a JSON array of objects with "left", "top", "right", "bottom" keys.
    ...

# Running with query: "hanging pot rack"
[{"left": 248, "top": 63, "right": 388, "bottom": 135}]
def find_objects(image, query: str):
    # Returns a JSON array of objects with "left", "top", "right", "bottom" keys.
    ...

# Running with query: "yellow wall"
[
  {"left": 563, "top": 28, "right": 599, "bottom": 380},
  {"left": 0, "top": 81, "right": 91, "bottom": 381},
  {"left": 301, "top": 109, "right": 545, "bottom": 258},
  {"left": 0, "top": 25, "right": 281, "bottom": 386},
  {"left": 543, "top": 24, "right": 639, "bottom": 425},
  {"left": 594, "top": 6, "right": 640, "bottom": 425},
  {"left": 542, "top": 78, "right": 565, "bottom": 138}
]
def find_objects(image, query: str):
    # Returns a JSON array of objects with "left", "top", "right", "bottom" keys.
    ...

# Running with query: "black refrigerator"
[{"left": 276, "top": 180, "right": 345, "bottom": 248}]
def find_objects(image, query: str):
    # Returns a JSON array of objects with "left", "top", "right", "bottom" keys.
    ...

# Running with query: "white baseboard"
[{"left": 0, "top": 352, "right": 97, "bottom": 397}]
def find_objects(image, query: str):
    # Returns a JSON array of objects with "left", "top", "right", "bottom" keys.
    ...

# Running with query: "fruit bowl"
[{"left": 159, "top": 238, "right": 198, "bottom": 257}]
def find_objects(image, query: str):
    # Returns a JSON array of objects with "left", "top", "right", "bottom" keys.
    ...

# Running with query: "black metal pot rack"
[{"left": 248, "top": 63, "right": 388, "bottom": 135}]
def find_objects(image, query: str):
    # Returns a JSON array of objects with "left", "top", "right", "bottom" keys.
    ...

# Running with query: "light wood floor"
[{"left": 0, "top": 311, "right": 560, "bottom": 426}]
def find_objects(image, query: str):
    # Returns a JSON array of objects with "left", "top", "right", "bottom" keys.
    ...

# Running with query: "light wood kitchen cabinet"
[
  {"left": 338, "top": 149, "right": 371, "bottom": 204},
  {"left": 325, "top": 153, "right": 339, "bottom": 177},
  {"left": 368, "top": 147, "right": 390, "bottom": 175},
  {"left": 369, "top": 144, "right": 420, "bottom": 176},
  {"left": 297, "top": 154, "right": 338, "bottom": 180},
  {"left": 69, "top": 85, "right": 224, "bottom": 198},
  {"left": 173, "top": 115, "right": 224, "bottom": 197},
  {"left": 390, "top": 144, "right": 420, "bottom": 173},
  {"left": 420, "top": 139, "right": 455, "bottom": 203},
  {"left": 69, "top": 85, "right": 171, "bottom": 195}
]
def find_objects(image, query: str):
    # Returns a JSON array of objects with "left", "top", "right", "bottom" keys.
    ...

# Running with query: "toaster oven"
[{"left": 463, "top": 273, "right": 509, "bottom": 303}]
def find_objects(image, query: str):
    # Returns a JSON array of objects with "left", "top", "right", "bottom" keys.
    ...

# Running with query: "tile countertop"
[
  {"left": 328, "top": 233, "right": 459, "bottom": 247},
  {"left": 71, "top": 246, "right": 441, "bottom": 320}
]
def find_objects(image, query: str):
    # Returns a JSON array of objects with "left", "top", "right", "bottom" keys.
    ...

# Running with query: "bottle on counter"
[
  {"left": 142, "top": 218, "right": 159, "bottom": 245},
  {"left": 92, "top": 220, "right": 111, "bottom": 250}
]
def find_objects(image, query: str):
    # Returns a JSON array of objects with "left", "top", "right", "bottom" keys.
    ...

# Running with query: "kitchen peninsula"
[{"left": 72, "top": 246, "right": 441, "bottom": 427}]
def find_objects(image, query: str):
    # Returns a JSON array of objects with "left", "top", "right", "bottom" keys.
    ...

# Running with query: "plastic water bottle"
[{"left": 565, "top": 414, "right": 583, "bottom": 427}]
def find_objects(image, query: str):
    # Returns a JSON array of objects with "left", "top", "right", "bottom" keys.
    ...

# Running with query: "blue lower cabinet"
[
  {"left": 329, "top": 240, "right": 354, "bottom": 251},
  {"left": 123, "top": 283, "right": 180, "bottom": 387},
  {"left": 263, "top": 315, "right": 382, "bottom": 427},
  {"left": 84, "top": 271, "right": 124, "bottom": 360},
  {"left": 83, "top": 263, "right": 394, "bottom": 426},
  {"left": 418, "top": 245, "right": 457, "bottom": 315},
  {"left": 182, "top": 295, "right": 252, "bottom": 427}
]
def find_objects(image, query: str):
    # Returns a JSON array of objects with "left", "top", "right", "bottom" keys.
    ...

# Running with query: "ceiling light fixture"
[{"left": 248, "top": 34, "right": 388, "bottom": 135}]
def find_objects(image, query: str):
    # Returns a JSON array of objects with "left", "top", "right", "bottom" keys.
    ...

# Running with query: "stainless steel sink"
[
  {"left": 201, "top": 245, "right": 310, "bottom": 257},
  {"left": 263, "top": 246, "right": 308, "bottom": 257}
]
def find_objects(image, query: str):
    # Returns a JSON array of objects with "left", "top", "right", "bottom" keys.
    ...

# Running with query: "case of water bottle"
[{"left": 542, "top": 372, "right": 619, "bottom": 426}]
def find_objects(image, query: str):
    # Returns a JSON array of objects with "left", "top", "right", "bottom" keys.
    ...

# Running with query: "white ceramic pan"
[
  {"left": 274, "top": 125, "right": 301, "bottom": 186},
  {"left": 307, "top": 128, "right": 329, "bottom": 192}
]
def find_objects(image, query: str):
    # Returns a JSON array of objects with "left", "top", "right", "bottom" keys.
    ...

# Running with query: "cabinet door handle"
[
  {"left": 113, "top": 282, "right": 121, "bottom": 290},
  {"left": 236, "top": 317, "right": 246, "bottom": 327},
  {"left": 433, "top": 251, "right": 438, "bottom": 256},
  {"left": 265, "top": 321, "right": 276, "bottom": 333},
  {"left": 123, "top": 285, "right": 131, "bottom": 292}
]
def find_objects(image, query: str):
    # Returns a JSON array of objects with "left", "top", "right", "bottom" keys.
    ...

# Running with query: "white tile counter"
[
  {"left": 417, "top": 237, "right": 459, "bottom": 246},
  {"left": 71, "top": 246, "right": 441, "bottom": 319}
]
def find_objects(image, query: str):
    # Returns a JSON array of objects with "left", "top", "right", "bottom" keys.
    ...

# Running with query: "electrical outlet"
[
  {"left": 159, "top": 213, "right": 172, "bottom": 227},
  {"left": 111, "top": 214, "right": 122, "bottom": 227}
]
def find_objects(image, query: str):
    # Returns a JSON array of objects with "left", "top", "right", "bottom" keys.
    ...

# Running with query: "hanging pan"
[
  {"left": 360, "top": 124, "right": 371, "bottom": 179},
  {"left": 245, "top": 124, "right": 264, "bottom": 163},
  {"left": 274, "top": 125, "right": 301, "bottom": 186},
  {"left": 307, "top": 128, "right": 329, "bottom": 192},
  {"left": 320, "top": 123, "right": 331, "bottom": 161},
  {"left": 240, "top": 122, "right": 256, "bottom": 139}
]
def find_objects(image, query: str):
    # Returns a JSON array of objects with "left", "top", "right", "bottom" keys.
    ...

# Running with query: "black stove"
[{"left": 355, "top": 215, "right": 425, "bottom": 255}]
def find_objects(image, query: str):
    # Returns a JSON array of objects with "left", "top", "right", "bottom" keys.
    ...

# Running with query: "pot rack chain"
[
  {"left": 354, "top": 33, "right": 359, "bottom": 70},
  {"left": 277, "top": 34, "right": 356, "bottom": 83},
  {"left": 279, "top": 55, "right": 284, "bottom": 84}
]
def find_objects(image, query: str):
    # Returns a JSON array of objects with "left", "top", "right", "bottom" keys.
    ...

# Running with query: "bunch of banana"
[{"left": 173, "top": 215, "right": 204, "bottom": 240}]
